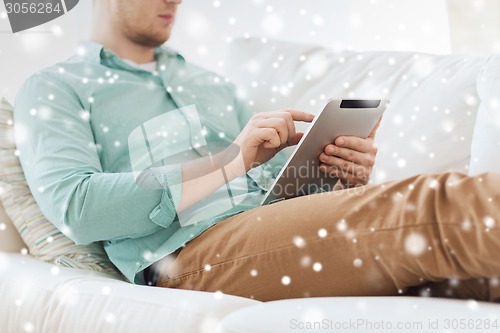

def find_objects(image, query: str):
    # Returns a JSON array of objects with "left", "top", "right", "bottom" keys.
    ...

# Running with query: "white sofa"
[{"left": 1, "top": 37, "right": 500, "bottom": 333}]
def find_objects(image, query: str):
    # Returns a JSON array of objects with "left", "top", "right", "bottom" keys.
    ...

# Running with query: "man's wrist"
[{"left": 225, "top": 155, "right": 247, "bottom": 180}]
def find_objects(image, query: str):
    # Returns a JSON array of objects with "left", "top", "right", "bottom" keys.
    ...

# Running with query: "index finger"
[{"left": 285, "top": 109, "right": 315, "bottom": 123}]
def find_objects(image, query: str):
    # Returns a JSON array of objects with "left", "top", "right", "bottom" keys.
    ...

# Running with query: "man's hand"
[
  {"left": 231, "top": 110, "right": 315, "bottom": 175},
  {"left": 318, "top": 118, "right": 382, "bottom": 187}
]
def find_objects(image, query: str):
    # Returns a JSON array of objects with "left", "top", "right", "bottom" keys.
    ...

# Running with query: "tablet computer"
[{"left": 260, "top": 98, "right": 389, "bottom": 205}]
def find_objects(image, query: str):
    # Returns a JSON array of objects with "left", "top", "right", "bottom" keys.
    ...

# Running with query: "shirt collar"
[{"left": 76, "top": 39, "right": 185, "bottom": 68}]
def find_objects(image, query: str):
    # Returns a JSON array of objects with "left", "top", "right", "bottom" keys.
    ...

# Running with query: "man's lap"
[{"left": 156, "top": 172, "right": 500, "bottom": 301}]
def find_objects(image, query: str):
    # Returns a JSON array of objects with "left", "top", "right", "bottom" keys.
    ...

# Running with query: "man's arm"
[
  {"left": 15, "top": 74, "right": 313, "bottom": 245},
  {"left": 15, "top": 74, "right": 179, "bottom": 245}
]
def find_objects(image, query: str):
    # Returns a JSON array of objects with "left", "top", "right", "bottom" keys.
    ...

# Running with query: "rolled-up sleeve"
[
  {"left": 14, "top": 73, "right": 179, "bottom": 245},
  {"left": 148, "top": 165, "right": 183, "bottom": 228}
]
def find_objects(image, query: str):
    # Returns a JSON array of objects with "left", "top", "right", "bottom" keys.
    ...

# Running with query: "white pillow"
[
  {"left": 225, "top": 38, "right": 485, "bottom": 183},
  {"left": 469, "top": 55, "right": 500, "bottom": 175}
]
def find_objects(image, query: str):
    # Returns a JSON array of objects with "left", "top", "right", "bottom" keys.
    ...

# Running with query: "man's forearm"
[{"left": 177, "top": 147, "right": 246, "bottom": 212}]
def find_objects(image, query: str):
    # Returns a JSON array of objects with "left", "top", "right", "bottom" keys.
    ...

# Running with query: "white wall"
[
  {"left": 448, "top": 0, "right": 500, "bottom": 56},
  {"left": 0, "top": 1, "right": 92, "bottom": 102},
  {"left": 1, "top": 0, "right": 452, "bottom": 102},
  {"left": 169, "top": 0, "right": 451, "bottom": 74}
]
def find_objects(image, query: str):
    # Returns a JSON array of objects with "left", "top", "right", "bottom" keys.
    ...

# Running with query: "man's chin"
[
  {"left": 155, "top": 33, "right": 171, "bottom": 45},
  {"left": 156, "top": 31, "right": 172, "bottom": 45},
  {"left": 136, "top": 33, "right": 171, "bottom": 48},
  {"left": 158, "top": 35, "right": 170, "bottom": 46}
]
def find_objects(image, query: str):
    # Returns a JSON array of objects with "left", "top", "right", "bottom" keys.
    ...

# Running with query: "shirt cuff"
[{"left": 149, "top": 165, "right": 183, "bottom": 228}]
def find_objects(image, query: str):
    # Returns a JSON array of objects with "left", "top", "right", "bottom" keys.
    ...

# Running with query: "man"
[{"left": 15, "top": 0, "right": 500, "bottom": 302}]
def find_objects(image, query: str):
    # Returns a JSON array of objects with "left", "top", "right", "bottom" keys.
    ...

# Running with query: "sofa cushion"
[
  {"left": 0, "top": 253, "right": 260, "bottom": 333},
  {"left": 216, "top": 296, "right": 500, "bottom": 333},
  {"left": 469, "top": 55, "right": 500, "bottom": 175},
  {"left": 225, "top": 38, "right": 485, "bottom": 182},
  {"left": 0, "top": 98, "right": 121, "bottom": 277}
]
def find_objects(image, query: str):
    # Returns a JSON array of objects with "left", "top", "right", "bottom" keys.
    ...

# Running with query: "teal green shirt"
[{"left": 14, "top": 40, "right": 286, "bottom": 284}]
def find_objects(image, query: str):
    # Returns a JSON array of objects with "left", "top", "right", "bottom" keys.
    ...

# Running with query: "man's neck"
[{"left": 90, "top": 33, "right": 156, "bottom": 64}]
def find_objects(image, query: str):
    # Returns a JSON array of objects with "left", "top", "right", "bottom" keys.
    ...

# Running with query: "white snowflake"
[
  {"left": 50, "top": 267, "right": 60, "bottom": 276},
  {"left": 312, "top": 15, "right": 324, "bottom": 27},
  {"left": 353, "top": 258, "right": 363, "bottom": 268},
  {"left": 484, "top": 216, "right": 495, "bottom": 229},
  {"left": 336, "top": 219, "right": 347, "bottom": 232},
  {"left": 101, "top": 286, "right": 111, "bottom": 296},
  {"left": 214, "top": 290, "right": 224, "bottom": 300},
  {"left": 312, "top": 262, "right": 322, "bottom": 272},
  {"left": 293, "top": 236, "right": 306, "bottom": 248},
  {"left": 23, "top": 322, "right": 35, "bottom": 333},
  {"left": 105, "top": 313, "right": 116, "bottom": 324},
  {"left": 300, "top": 307, "right": 325, "bottom": 323},
  {"left": 304, "top": 54, "right": 328, "bottom": 78},
  {"left": 300, "top": 255, "right": 311, "bottom": 267},
  {"left": 317, "top": 228, "right": 327, "bottom": 238},
  {"left": 467, "top": 300, "right": 479, "bottom": 311},
  {"left": 404, "top": 233, "right": 427, "bottom": 256}
]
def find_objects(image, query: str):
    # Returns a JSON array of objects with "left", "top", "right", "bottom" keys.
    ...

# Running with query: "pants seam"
[{"left": 163, "top": 221, "right": 494, "bottom": 283}]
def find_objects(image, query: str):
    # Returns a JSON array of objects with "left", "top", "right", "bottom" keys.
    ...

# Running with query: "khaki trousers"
[{"left": 157, "top": 173, "right": 500, "bottom": 302}]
